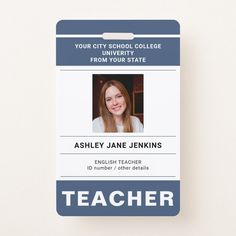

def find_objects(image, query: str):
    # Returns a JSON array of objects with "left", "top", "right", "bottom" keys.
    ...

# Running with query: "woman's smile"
[{"left": 112, "top": 105, "right": 122, "bottom": 111}]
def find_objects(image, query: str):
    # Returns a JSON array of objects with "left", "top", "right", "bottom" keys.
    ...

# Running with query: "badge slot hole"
[{"left": 102, "top": 33, "right": 134, "bottom": 40}]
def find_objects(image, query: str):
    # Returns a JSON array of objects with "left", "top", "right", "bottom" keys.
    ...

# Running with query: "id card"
[{"left": 56, "top": 20, "right": 180, "bottom": 216}]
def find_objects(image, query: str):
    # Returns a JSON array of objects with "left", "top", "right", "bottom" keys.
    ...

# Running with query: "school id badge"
[{"left": 56, "top": 20, "right": 180, "bottom": 216}]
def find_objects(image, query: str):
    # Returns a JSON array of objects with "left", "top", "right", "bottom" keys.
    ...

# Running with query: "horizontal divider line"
[
  {"left": 60, "top": 69, "right": 177, "bottom": 72},
  {"left": 60, "top": 176, "right": 176, "bottom": 178},
  {"left": 56, "top": 34, "right": 180, "bottom": 38},
  {"left": 60, "top": 135, "right": 176, "bottom": 138},
  {"left": 60, "top": 153, "right": 176, "bottom": 155}
]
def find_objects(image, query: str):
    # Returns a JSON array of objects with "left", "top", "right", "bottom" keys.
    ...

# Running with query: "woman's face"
[{"left": 105, "top": 85, "right": 127, "bottom": 117}]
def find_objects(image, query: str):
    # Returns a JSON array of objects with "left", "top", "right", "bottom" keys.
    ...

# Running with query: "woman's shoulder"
[
  {"left": 130, "top": 116, "right": 141, "bottom": 123},
  {"left": 93, "top": 116, "right": 102, "bottom": 123},
  {"left": 92, "top": 116, "right": 104, "bottom": 132},
  {"left": 130, "top": 116, "right": 143, "bottom": 132}
]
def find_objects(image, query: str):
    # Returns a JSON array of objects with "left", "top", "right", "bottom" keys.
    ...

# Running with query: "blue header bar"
[
  {"left": 56, "top": 20, "right": 180, "bottom": 66},
  {"left": 56, "top": 20, "right": 180, "bottom": 35}
]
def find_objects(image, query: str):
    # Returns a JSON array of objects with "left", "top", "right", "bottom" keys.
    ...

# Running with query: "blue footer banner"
[{"left": 57, "top": 180, "right": 180, "bottom": 216}]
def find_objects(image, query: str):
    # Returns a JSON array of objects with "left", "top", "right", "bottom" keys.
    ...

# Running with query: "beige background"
[{"left": 0, "top": 0, "right": 236, "bottom": 235}]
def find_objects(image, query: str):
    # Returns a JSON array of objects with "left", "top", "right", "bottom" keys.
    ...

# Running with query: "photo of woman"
[{"left": 93, "top": 79, "right": 143, "bottom": 132}]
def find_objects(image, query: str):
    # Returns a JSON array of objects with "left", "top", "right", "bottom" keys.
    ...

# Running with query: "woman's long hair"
[{"left": 99, "top": 80, "right": 133, "bottom": 132}]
